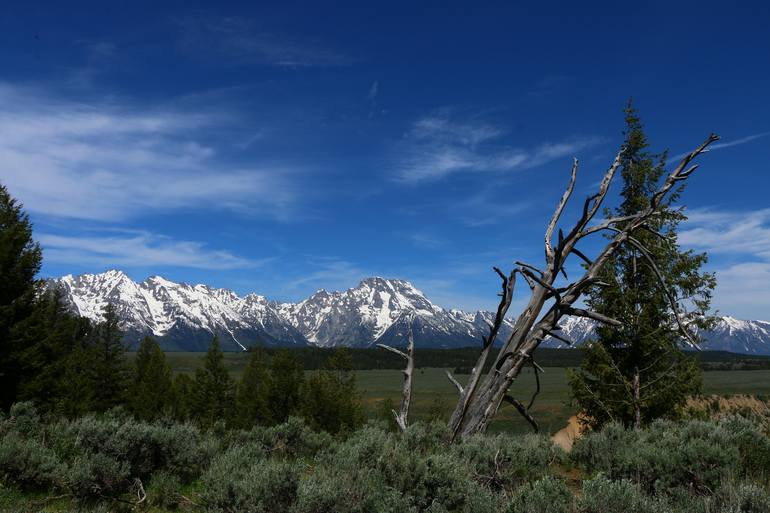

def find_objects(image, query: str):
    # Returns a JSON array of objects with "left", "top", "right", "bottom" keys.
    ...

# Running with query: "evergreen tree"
[
  {"left": 90, "top": 303, "right": 130, "bottom": 412},
  {"left": 130, "top": 336, "right": 173, "bottom": 420},
  {"left": 191, "top": 336, "right": 235, "bottom": 427},
  {"left": 301, "top": 348, "right": 363, "bottom": 434},
  {"left": 0, "top": 183, "right": 42, "bottom": 409},
  {"left": 171, "top": 373, "right": 194, "bottom": 421},
  {"left": 234, "top": 347, "right": 272, "bottom": 428},
  {"left": 13, "top": 289, "right": 93, "bottom": 413},
  {"left": 57, "top": 340, "right": 100, "bottom": 416},
  {"left": 568, "top": 102, "right": 716, "bottom": 430},
  {"left": 267, "top": 349, "right": 304, "bottom": 423}
]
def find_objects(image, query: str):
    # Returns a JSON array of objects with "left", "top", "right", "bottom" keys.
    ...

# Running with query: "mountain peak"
[{"left": 48, "top": 270, "right": 770, "bottom": 354}]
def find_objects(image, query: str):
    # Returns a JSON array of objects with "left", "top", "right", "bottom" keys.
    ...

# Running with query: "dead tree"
[
  {"left": 443, "top": 134, "right": 720, "bottom": 441},
  {"left": 377, "top": 319, "right": 415, "bottom": 431}
]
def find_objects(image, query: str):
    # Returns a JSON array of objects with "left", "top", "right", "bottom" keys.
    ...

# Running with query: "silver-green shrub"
[
  {"left": 507, "top": 476, "right": 571, "bottom": 513},
  {"left": 201, "top": 444, "right": 301, "bottom": 513}
]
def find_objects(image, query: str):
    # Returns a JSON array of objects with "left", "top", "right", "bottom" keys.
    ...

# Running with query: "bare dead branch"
[
  {"left": 625, "top": 236, "right": 701, "bottom": 349},
  {"left": 527, "top": 361, "right": 542, "bottom": 410},
  {"left": 448, "top": 267, "right": 516, "bottom": 441},
  {"left": 443, "top": 133, "right": 719, "bottom": 440},
  {"left": 515, "top": 261, "right": 545, "bottom": 276},
  {"left": 377, "top": 321, "right": 415, "bottom": 432},
  {"left": 546, "top": 158, "right": 579, "bottom": 262},
  {"left": 544, "top": 329, "right": 574, "bottom": 346},
  {"left": 376, "top": 344, "right": 408, "bottom": 360},
  {"left": 563, "top": 307, "right": 622, "bottom": 327},
  {"left": 503, "top": 395, "right": 539, "bottom": 432},
  {"left": 571, "top": 247, "right": 593, "bottom": 266},
  {"left": 446, "top": 370, "right": 464, "bottom": 394}
]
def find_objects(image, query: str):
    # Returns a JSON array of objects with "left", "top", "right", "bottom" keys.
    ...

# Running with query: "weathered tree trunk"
[
  {"left": 445, "top": 134, "right": 719, "bottom": 441},
  {"left": 632, "top": 366, "right": 641, "bottom": 429},
  {"left": 377, "top": 322, "right": 414, "bottom": 431}
]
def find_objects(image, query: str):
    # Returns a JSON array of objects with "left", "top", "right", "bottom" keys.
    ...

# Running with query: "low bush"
[
  {"left": 454, "top": 432, "right": 564, "bottom": 492},
  {"left": 64, "top": 452, "right": 130, "bottom": 498},
  {"left": 0, "top": 432, "right": 62, "bottom": 489},
  {"left": 571, "top": 417, "right": 770, "bottom": 493},
  {"left": 576, "top": 474, "right": 662, "bottom": 513},
  {"left": 147, "top": 470, "right": 182, "bottom": 509},
  {"left": 201, "top": 447, "right": 301, "bottom": 513},
  {"left": 48, "top": 414, "right": 215, "bottom": 482},
  {"left": 1, "top": 402, "right": 769, "bottom": 513},
  {"left": 508, "top": 476, "right": 571, "bottom": 513},
  {"left": 225, "top": 416, "right": 333, "bottom": 460}
]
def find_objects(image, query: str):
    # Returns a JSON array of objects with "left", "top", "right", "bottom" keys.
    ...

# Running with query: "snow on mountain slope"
[
  {"left": 278, "top": 277, "right": 470, "bottom": 348},
  {"left": 695, "top": 317, "right": 770, "bottom": 354},
  {"left": 54, "top": 270, "right": 306, "bottom": 351},
  {"left": 50, "top": 271, "right": 770, "bottom": 354}
]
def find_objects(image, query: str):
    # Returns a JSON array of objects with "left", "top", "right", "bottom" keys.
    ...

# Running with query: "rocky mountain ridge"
[{"left": 50, "top": 270, "right": 770, "bottom": 354}]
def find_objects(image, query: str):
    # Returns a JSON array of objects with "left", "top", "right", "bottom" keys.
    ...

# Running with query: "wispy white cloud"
[
  {"left": 671, "top": 131, "right": 770, "bottom": 160},
  {"left": 452, "top": 191, "right": 530, "bottom": 227},
  {"left": 406, "top": 231, "right": 445, "bottom": 249},
  {"left": 395, "top": 111, "right": 605, "bottom": 183},
  {"left": 680, "top": 208, "right": 770, "bottom": 319},
  {"left": 680, "top": 208, "right": 770, "bottom": 260},
  {"left": 367, "top": 81, "right": 379, "bottom": 101},
  {"left": 283, "top": 257, "right": 369, "bottom": 293},
  {"left": 177, "top": 16, "right": 353, "bottom": 68},
  {"left": 707, "top": 262, "right": 770, "bottom": 321},
  {"left": 38, "top": 231, "right": 266, "bottom": 270},
  {"left": 711, "top": 131, "right": 770, "bottom": 150},
  {"left": 0, "top": 83, "right": 300, "bottom": 221},
  {"left": 65, "top": 41, "right": 119, "bottom": 90}
]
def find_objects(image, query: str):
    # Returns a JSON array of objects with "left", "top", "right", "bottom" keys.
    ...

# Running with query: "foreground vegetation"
[{"left": 1, "top": 401, "right": 769, "bottom": 513}]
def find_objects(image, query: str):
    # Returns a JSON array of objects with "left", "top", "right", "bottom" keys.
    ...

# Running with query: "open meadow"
[{"left": 155, "top": 351, "right": 770, "bottom": 434}]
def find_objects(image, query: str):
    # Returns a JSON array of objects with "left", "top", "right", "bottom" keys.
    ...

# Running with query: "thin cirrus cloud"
[
  {"left": 0, "top": 82, "right": 299, "bottom": 222},
  {"left": 395, "top": 112, "right": 605, "bottom": 183},
  {"left": 670, "top": 131, "right": 770, "bottom": 160},
  {"left": 283, "top": 257, "right": 370, "bottom": 293},
  {"left": 38, "top": 231, "right": 268, "bottom": 270},
  {"left": 679, "top": 208, "right": 770, "bottom": 319},
  {"left": 176, "top": 16, "right": 354, "bottom": 68}
]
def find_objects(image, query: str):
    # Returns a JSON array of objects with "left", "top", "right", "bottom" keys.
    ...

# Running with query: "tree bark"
[
  {"left": 633, "top": 366, "right": 641, "bottom": 429},
  {"left": 445, "top": 135, "right": 719, "bottom": 440}
]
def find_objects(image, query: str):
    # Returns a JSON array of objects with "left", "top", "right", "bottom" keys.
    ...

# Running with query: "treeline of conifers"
[
  {"left": 179, "top": 345, "right": 770, "bottom": 372},
  {"left": 7, "top": 291, "right": 364, "bottom": 434}
]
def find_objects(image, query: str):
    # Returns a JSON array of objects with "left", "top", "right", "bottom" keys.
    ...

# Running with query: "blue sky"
[{"left": 2, "top": 1, "right": 770, "bottom": 318}]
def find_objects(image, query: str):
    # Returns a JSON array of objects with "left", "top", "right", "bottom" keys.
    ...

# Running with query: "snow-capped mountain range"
[{"left": 50, "top": 270, "right": 770, "bottom": 354}]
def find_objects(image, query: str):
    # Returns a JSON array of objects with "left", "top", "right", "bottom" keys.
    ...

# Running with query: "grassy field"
[{"left": 156, "top": 351, "right": 770, "bottom": 434}]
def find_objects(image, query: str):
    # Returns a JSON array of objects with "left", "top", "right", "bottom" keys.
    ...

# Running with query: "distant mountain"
[
  {"left": 53, "top": 270, "right": 306, "bottom": 351},
  {"left": 49, "top": 271, "right": 770, "bottom": 354}
]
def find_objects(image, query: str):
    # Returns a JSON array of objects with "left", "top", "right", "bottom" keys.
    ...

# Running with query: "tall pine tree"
[
  {"left": 191, "top": 336, "right": 235, "bottom": 427},
  {"left": 267, "top": 349, "right": 304, "bottom": 423},
  {"left": 234, "top": 347, "right": 272, "bottom": 428},
  {"left": 13, "top": 289, "right": 92, "bottom": 414},
  {"left": 130, "top": 336, "right": 173, "bottom": 420},
  {"left": 0, "top": 183, "right": 42, "bottom": 410},
  {"left": 90, "top": 303, "right": 130, "bottom": 412},
  {"left": 568, "top": 102, "right": 716, "bottom": 430},
  {"left": 301, "top": 348, "right": 363, "bottom": 434}
]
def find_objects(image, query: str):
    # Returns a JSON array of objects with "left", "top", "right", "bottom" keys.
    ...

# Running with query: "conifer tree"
[
  {"left": 267, "top": 349, "right": 304, "bottom": 423},
  {"left": 301, "top": 348, "right": 363, "bottom": 434},
  {"left": 568, "top": 102, "right": 716, "bottom": 429},
  {"left": 234, "top": 347, "right": 272, "bottom": 428},
  {"left": 130, "top": 336, "right": 173, "bottom": 420},
  {"left": 171, "top": 373, "right": 195, "bottom": 421},
  {"left": 90, "top": 303, "right": 130, "bottom": 411},
  {"left": 13, "top": 289, "right": 92, "bottom": 413},
  {"left": 0, "top": 183, "right": 42, "bottom": 409},
  {"left": 191, "top": 336, "right": 235, "bottom": 427}
]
